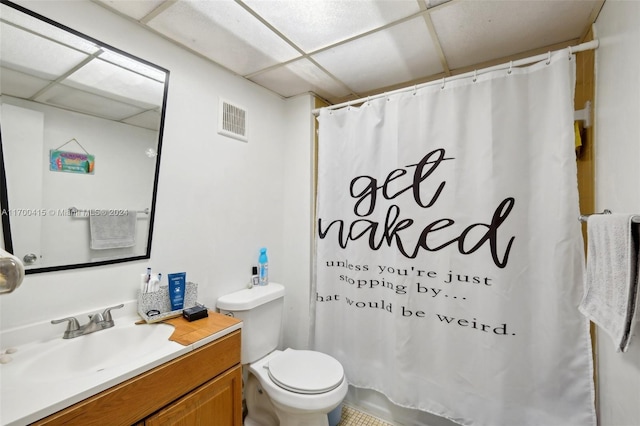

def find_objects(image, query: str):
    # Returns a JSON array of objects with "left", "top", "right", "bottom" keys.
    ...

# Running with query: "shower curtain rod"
[{"left": 312, "top": 39, "right": 599, "bottom": 116}]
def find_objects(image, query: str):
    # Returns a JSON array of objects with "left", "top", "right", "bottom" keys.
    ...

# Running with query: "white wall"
[
  {"left": 281, "top": 94, "right": 316, "bottom": 350},
  {"left": 0, "top": 1, "right": 314, "bottom": 340},
  {"left": 1, "top": 102, "right": 45, "bottom": 269},
  {"left": 593, "top": 1, "right": 640, "bottom": 425}
]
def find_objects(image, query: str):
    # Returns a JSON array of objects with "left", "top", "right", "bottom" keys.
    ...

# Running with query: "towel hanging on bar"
[
  {"left": 579, "top": 209, "right": 640, "bottom": 223},
  {"left": 579, "top": 213, "right": 640, "bottom": 352},
  {"left": 89, "top": 212, "right": 137, "bottom": 250}
]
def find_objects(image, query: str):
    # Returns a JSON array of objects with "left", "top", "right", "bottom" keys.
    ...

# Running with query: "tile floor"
[{"left": 338, "top": 405, "right": 394, "bottom": 426}]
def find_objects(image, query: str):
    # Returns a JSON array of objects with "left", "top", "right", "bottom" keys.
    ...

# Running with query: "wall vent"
[{"left": 218, "top": 98, "right": 248, "bottom": 142}]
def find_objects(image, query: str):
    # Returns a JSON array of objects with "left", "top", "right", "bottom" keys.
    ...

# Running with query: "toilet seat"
[{"left": 267, "top": 349, "right": 344, "bottom": 395}]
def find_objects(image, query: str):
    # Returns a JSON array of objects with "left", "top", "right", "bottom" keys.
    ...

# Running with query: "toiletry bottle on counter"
[
  {"left": 168, "top": 272, "right": 186, "bottom": 310},
  {"left": 258, "top": 248, "right": 269, "bottom": 286},
  {"left": 140, "top": 267, "right": 152, "bottom": 293},
  {"left": 250, "top": 266, "right": 259, "bottom": 288},
  {"left": 149, "top": 273, "right": 161, "bottom": 292}
]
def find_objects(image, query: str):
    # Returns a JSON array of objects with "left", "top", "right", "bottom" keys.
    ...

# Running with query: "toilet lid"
[{"left": 267, "top": 349, "right": 344, "bottom": 395}]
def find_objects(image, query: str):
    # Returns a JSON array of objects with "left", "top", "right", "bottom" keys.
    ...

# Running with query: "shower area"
[{"left": 310, "top": 41, "right": 598, "bottom": 426}]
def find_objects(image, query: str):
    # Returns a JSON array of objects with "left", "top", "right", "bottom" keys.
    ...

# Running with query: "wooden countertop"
[{"left": 162, "top": 310, "right": 242, "bottom": 346}]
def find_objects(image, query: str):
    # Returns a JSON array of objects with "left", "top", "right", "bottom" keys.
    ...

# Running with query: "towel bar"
[
  {"left": 68, "top": 207, "right": 149, "bottom": 216},
  {"left": 579, "top": 209, "right": 640, "bottom": 223}
]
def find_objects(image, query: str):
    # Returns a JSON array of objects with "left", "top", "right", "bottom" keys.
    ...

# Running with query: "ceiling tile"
[
  {"left": 1, "top": 4, "right": 101, "bottom": 54},
  {"left": 95, "top": 0, "right": 166, "bottom": 21},
  {"left": 243, "top": 0, "right": 422, "bottom": 53},
  {"left": 426, "top": 0, "right": 452, "bottom": 7},
  {"left": 146, "top": 0, "right": 300, "bottom": 75},
  {"left": 312, "top": 16, "right": 443, "bottom": 94},
  {"left": 39, "top": 84, "right": 145, "bottom": 121},
  {"left": 431, "top": 0, "right": 601, "bottom": 70},
  {"left": 123, "top": 110, "right": 161, "bottom": 130},
  {"left": 100, "top": 49, "right": 167, "bottom": 83},
  {"left": 0, "top": 22, "right": 90, "bottom": 80},
  {"left": 7, "top": 0, "right": 601, "bottom": 107},
  {"left": 249, "top": 58, "right": 351, "bottom": 100},
  {"left": 65, "top": 58, "right": 165, "bottom": 108},
  {"left": 0, "top": 66, "right": 51, "bottom": 99}
]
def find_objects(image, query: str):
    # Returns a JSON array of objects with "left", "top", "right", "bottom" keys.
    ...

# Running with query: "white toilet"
[{"left": 217, "top": 282, "right": 347, "bottom": 426}]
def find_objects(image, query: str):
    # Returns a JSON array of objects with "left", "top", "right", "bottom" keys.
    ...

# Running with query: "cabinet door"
[{"left": 145, "top": 366, "right": 242, "bottom": 426}]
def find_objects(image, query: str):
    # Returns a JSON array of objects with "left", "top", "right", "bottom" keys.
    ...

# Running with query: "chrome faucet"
[{"left": 51, "top": 304, "right": 124, "bottom": 339}]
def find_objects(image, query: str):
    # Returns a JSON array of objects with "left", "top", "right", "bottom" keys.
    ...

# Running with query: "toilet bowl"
[
  {"left": 217, "top": 283, "right": 347, "bottom": 426},
  {"left": 245, "top": 350, "right": 348, "bottom": 426}
]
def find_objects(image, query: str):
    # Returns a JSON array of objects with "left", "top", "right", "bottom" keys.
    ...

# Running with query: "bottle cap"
[{"left": 252, "top": 266, "right": 258, "bottom": 274}]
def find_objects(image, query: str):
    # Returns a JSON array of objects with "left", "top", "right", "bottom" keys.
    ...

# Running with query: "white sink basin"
[{"left": 15, "top": 321, "right": 176, "bottom": 383}]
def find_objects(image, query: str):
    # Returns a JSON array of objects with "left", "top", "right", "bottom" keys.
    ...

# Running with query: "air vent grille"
[{"left": 218, "top": 99, "right": 248, "bottom": 142}]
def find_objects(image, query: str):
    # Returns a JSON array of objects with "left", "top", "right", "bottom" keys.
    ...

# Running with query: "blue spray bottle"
[{"left": 258, "top": 248, "right": 269, "bottom": 286}]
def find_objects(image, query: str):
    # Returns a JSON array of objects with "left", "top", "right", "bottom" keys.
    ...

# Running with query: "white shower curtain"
[{"left": 313, "top": 50, "right": 596, "bottom": 425}]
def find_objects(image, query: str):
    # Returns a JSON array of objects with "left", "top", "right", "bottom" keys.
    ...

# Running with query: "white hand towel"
[
  {"left": 579, "top": 214, "right": 639, "bottom": 352},
  {"left": 89, "top": 211, "right": 137, "bottom": 250}
]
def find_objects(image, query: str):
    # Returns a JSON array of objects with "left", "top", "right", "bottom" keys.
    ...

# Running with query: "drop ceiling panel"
[
  {"left": 431, "top": 0, "right": 601, "bottom": 70},
  {"left": 93, "top": 0, "right": 166, "bottom": 21},
  {"left": 312, "top": 17, "right": 443, "bottom": 94},
  {"left": 65, "top": 58, "right": 165, "bottom": 108},
  {"left": 1, "top": 4, "right": 100, "bottom": 55},
  {"left": 123, "top": 110, "right": 161, "bottom": 130},
  {"left": 89, "top": 0, "right": 602, "bottom": 104},
  {"left": 146, "top": 0, "right": 300, "bottom": 76},
  {"left": 0, "top": 67, "right": 51, "bottom": 99},
  {"left": 39, "top": 84, "right": 145, "bottom": 121},
  {"left": 243, "top": 0, "right": 422, "bottom": 53},
  {"left": 249, "top": 58, "right": 351, "bottom": 100},
  {"left": 0, "top": 22, "right": 90, "bottom": 80},
  {"left": 99, "top": 50, "right": 167, "bottom": 83},
  {"left": 426, "top": 0, "right": 452, "bottom": 7}
]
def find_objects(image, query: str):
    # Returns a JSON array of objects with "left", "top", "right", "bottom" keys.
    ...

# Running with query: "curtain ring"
[
  {"left": 473, "top": 69, "right": 477, "bottom": 82},
  {"left": 546, "top": 51, "right": 551, "bottom": 65},
  {"left": 507, "top": 61, "right": 513, "bottom": 75},
  {"left": 413, "top": 85, "right": 417, "bottom": 95},
  {"left": 568, "top": 45, "right": 573, "bottom": 60},
  {"left": 366, "top": 96, "right": 371, "bottom": 106},
  {"left": 441, "top": 77, "right": 446, "bottom": 90}
]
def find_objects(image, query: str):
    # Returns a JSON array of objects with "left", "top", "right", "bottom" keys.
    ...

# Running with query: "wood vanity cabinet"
[
  {"left": 32, "top": 330, "right": 242, "bottom": 426},
  {"left": 143, "top": 367, "right": 239, "bottom": 425}
]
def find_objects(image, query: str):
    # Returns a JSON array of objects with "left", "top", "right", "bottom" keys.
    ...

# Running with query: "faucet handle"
[
  {"left": 51, "top": 317, "right": 81, "bottom": 332},
  {"left": 88, "top": 312, "right": 105, "bottom": 323},
  {"left": 102, "top": 303, "right": 124, "bottom": 322}
]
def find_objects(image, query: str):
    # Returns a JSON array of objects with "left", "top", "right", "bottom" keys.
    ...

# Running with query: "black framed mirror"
[{"left": 0, "top": 0, "right": 169, "bottom": 273}]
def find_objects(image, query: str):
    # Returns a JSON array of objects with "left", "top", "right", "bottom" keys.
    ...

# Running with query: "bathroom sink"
[
  {"left": 11, "top": 320, "right": 177, "bottom": 383},
  {"left": 0, "top": 306, "right": 242, "bottom": 426}
]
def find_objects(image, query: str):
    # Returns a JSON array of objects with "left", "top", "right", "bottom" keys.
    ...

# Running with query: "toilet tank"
[{"left": 217, "top": 282, "right": 285, "bottom": 364}]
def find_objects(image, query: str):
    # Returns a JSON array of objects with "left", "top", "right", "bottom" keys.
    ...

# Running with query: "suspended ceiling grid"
[{"left": 94, "top": 0, "right": 604, "bottom": 104}]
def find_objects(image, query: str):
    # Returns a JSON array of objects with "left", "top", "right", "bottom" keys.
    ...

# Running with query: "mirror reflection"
[{"left": 0, "top": 0, "right": 169, "bottom": 273}]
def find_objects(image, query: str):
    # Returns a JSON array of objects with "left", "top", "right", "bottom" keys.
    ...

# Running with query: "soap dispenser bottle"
[{"left": 258, "top": 248, "right": 269, "bottom": 286}]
